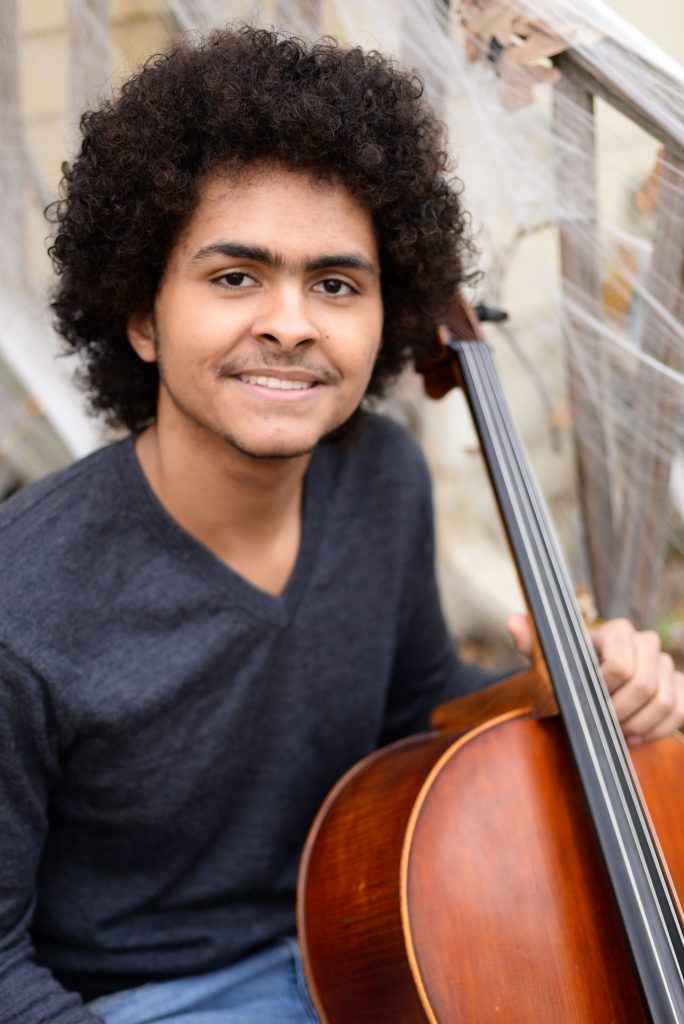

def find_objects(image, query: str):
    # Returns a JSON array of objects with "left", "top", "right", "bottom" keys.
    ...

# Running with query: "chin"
[{"left": 223, "top": 433, "right": 318, "bottom": 461}]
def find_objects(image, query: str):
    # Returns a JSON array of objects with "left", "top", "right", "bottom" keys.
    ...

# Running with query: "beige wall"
[{"left": 607, "top": 0, "right": 683, "bottom": 63}]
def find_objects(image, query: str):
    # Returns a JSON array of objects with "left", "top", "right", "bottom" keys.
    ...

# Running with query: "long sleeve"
[{"left": 0, "top": 644, "right": 102, "bottom": 1024}]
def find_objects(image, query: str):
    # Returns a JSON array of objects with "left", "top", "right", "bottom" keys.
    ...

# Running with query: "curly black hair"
[{"left": 48, "top": 24, "right": 476, "bottom": 431}]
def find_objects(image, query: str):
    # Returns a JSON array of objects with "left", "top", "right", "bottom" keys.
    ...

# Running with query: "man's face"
[{"left": 127, "top": 164, "right": 383, "bottom": 461}]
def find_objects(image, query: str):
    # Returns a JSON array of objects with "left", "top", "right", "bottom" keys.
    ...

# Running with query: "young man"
[{"left": 0, "top": 25, "right": 681, "bottom": 1024}]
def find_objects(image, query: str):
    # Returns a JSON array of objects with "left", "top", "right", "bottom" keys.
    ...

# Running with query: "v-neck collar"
[{"left": 113, "top": 435, "right": 329, "bottom": 626}]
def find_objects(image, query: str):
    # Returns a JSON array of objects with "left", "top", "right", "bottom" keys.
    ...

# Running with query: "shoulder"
[
  {"left": 0, "top": 441, "right": 131, "bottom": 675},
  {"left": 0, "top": 440, "right": 127, "bottom": 544},
  {"left": 0, "top": 440, "right": 133, "bottom": 628}
]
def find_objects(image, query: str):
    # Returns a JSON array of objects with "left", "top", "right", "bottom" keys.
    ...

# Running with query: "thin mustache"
[{"left": 216, "top": 355, "right": 340, "bottom": 384}]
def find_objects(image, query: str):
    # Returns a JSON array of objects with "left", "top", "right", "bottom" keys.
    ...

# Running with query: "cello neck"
[{"left": 449, "top": 333, "right": 684, "bottom": 1023}]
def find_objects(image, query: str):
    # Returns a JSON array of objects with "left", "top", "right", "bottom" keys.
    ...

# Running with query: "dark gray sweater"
[{"left": 0, "top": 414, "right": 487, "bottom": 1023}]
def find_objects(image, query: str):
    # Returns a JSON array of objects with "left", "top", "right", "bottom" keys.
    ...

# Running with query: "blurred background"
[{"left": 1, "top": 0, "right": 683, "bottom": 667}]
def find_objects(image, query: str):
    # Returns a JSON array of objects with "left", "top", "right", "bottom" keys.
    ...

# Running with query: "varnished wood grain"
[
  {"left": 298, "top": 732, "right": 456, "bottom": 1023},
  {"left": 405, "top": 714, "right": 647, "bottom": 1023},
  {"left": 632, "top": 731, "right": 684, "bottom": 910},
  {"left": 299, "top": 713, "right": 684, "bottom": 1022},
  {"left": 431, "top": 665, "right": 556, "bottom": 735}
]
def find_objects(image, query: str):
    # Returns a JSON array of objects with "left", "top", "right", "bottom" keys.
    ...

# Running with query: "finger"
[
  {"left": 609, "top": 629, "right": 663, "bottom": 722},
  {"left": 591, "top": 618, "right": 636, "bottom": 694},
  {"left": 620, "top": 652, "right": 676, "bottom": 738},
  {"left": 633, "top": 669, "right": 684, "bottom": 743},
  {"left": 506, "top": 612, "right": 533, "bottom": 660}
]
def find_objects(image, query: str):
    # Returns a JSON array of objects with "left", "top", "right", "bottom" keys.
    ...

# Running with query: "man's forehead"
[{"left": 174, "top": 163, "right": 379, "bottom": 268}]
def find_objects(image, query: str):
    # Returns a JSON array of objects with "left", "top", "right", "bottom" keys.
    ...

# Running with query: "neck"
[{"left": 134, "top": 417, "right": 312, "bottom": 593}]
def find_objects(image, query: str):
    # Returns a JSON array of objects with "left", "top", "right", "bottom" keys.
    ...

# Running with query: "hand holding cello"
[{"left": 508, "top": 611, "right": 684, "bottom": 743}]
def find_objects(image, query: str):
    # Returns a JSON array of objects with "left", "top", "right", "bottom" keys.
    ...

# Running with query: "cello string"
[
  {"left": 459, "top": 339, "right": 684, "bottom": 999},
  {"left": 461, "top": 341, "right": 684, "bottom": 1006},
  {"left": 471, "top": 339, "right": 679, "bottom": 868},
  {"left": 471, "top": 341, "right": 644, "bottom": 751},
  {"left": 469, "top": 341, "right": 684, "bottom": 904},
  {"left": 464, "top": 342, "right": 635, "bottom": 784},
  {"left": 470, "top": 342, "right": 684, "bottom": 919},
  {"left": 472, "top": 343, "right": 629, "bottom": 748},
  {"left": 473, "top": 339, "right": 684, "bottom": 976},
  {"left": 466, "top": 342, "right": 651, "bottom": 819}
]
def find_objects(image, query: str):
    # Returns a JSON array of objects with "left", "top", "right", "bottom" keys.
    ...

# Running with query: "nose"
[{"left": 250, "top": 284, "right": 321, "bottom": 352}]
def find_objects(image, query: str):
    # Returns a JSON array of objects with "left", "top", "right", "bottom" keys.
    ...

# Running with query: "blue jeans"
[{"left": 87, "top": 938, "right": 321, "bottom": 1024}]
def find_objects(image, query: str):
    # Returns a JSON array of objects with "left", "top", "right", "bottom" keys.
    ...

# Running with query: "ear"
[{"left": 127, "top": 310, "right": 157, "bottom": 363}]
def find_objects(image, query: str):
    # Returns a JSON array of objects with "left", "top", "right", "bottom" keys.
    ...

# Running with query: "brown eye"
[
  {"left": 212, "top": 271, "right": 258, "bottom": 290},
  {"left": 313, "top": 278, "right": 355, "bottom": 296}
]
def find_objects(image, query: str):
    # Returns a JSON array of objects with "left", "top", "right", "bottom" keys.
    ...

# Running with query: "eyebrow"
[{"left": 190, "top": 241, "right": 378, "bottom": 277}]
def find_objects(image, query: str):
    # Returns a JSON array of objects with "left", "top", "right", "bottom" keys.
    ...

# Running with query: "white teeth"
[{"left": 237, "top": 374, "right": 314, "bottom": 391}]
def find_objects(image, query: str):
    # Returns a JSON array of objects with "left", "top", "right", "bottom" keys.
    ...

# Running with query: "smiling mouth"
[{"left": 236, "top": 374, "right": 317, "bottom": 391}]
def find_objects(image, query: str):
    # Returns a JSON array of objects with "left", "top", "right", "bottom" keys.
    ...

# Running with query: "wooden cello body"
[
  {"left": 297, "top": 312, "right": 684, "bottom": 1023},
  {"left": 298, "top": 712, "right": 684, "bottom": 1023}
]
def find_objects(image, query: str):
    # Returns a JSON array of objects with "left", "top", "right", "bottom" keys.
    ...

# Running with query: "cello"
[{"left": 297, "top": 301, "right": 684, "bottom": 1023}]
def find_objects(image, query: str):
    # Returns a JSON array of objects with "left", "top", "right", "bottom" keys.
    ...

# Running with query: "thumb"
[{"left": 506, "top": 611, "right": 535, "bottom": 660}]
